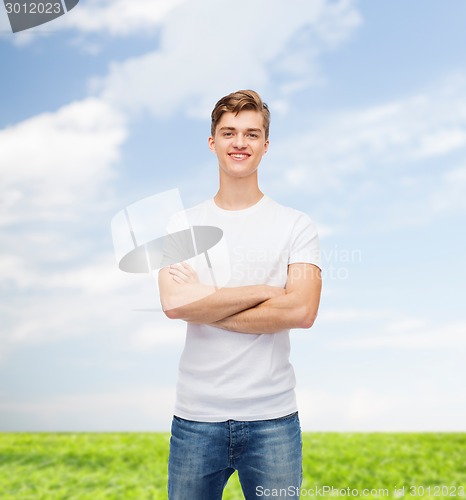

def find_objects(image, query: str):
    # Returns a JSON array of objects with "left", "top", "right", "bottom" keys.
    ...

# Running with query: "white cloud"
[
  {"left": 1, "top": 268, "right": 171, "bottom": 341},
  {"left": 0, "top": 95, "right": 134, "bottom": 364},
  {"left": 318, "top": 308, "right": 391, "bottom": 323},
  {"left": 0, "top": 254, "right": 35, "bottom": 290},
  {"left": 127, "top": 319, "right": 186, "bottom": 350},
  {"left": 268, "top": 74, "right": 466, "bottom": 197},
  {"left": 329, "top": 320, "right": 466, "bottom": 350},
  {"left": 0, "top": 97, "right": 127, "bottom": 225},
  {"left": 385, "top": 318, "right": 426, "bottom": 334},
  {"left": 0, "top": 86, "right": 196, "bottom": 367},
  {"left": 94, "top": 0, "right": 361, "bottom": 118},
  {"left": 431, "top": 164, "right": 466, "bottom": 214},
  {"left": 48, "top": 255, "right": 130, "bottom": 294},
  {"left": 0, "top": 235, "right": 187, "bottom": 363},
  {"left": 62, "top": 0, "right": 188, "bottom": 36}
]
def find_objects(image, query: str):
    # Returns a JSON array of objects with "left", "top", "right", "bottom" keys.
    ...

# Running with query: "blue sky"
[{"left": 1, "top": 0, "right": 465, "bottom": 431}]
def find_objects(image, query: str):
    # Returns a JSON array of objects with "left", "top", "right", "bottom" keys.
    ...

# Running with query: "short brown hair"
[{"left": 211, "top": 89, "right": 271, "bottom": 139}]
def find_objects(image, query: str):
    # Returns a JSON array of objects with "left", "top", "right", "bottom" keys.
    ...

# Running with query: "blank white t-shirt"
[{"left": 165, "top": 195, "right": 320, "bottom": 422}]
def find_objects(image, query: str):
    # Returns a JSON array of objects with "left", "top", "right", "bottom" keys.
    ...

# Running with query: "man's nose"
[{"left": 233, "top": 133, "right": 246, "bottom": 148}]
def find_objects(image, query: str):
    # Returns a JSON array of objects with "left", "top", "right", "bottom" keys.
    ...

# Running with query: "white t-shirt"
[{"left": 164, "top": 195, "right": 320, "bottom": 422}]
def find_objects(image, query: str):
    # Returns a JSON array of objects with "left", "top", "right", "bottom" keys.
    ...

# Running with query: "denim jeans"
[{"left": 168, "top": 411, "right": 302, "bottom": 499}]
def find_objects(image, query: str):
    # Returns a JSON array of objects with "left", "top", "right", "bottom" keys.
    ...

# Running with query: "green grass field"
[{"left": 0, "top": 433, "right": 464, "bottom": 499}]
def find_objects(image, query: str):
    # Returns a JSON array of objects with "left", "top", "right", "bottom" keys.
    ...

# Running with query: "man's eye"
[
  {"left": 249, "top": 134, "right": 258, "bottom": 138},
  {"left": 223, "top": 132, "right": 233, "bottom": 137}
]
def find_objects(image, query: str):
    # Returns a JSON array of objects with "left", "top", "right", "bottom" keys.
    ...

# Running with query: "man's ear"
[
  {"left": 208, "top": 136, "right": 216, "bottom": 152},
  {"left": 264, "top": 139, "right": 270, "bottom": 154}
]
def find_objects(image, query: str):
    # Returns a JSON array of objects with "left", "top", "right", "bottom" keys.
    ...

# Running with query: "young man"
[{"left": 159, "top": 90, "right": 322, "bottom": 499}]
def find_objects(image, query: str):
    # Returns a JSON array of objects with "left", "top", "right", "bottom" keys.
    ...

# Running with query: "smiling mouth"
[{"left": 228, "top": 153, "right": 250, "bottom": 160}]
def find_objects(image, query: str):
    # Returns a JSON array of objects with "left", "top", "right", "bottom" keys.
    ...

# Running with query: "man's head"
[
  {"left": 208, "top": 90, "right": 270, "bottom": 181},
  {"left": 211, "top": 90, "right": 270, "bottom": 140}
]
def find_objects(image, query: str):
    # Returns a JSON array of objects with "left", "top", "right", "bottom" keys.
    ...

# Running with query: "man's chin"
[{"left": 221, "top": 172, "right": 258, "bottom": 181}]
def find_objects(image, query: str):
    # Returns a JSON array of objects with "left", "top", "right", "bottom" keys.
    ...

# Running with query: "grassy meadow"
[{"left": 0, "top": 432, "right": 464, "bottom": 499}]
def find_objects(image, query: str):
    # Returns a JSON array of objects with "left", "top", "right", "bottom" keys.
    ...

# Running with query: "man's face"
[{"left": 208, "top": 110, "right": 269, "bottom": 180}]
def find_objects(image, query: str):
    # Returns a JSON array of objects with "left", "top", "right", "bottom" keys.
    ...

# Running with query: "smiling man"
[{"left": 159, "top": 90, "right": 322, "bottom": 499}]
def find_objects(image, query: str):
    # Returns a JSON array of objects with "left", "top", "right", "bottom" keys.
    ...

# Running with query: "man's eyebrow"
[{"left": 218, "top": 126, "right": 263, "bottom": 133}]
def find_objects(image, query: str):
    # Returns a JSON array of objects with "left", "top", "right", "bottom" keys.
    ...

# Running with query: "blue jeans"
[{"left": 168, "top": 412, "right": 302, "bottom": 499}]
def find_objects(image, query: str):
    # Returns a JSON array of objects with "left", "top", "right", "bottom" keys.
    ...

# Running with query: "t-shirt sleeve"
[{"left": 288, "top": 213, "right": 321, "bottom": 270}]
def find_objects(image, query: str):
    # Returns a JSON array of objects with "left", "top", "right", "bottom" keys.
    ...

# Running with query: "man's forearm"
[
  {"left": 164, "top": 284, "right": 285, "bottom": 324},
  {"left": 210, "top": 292, "right": 318, "bottom": 334}
]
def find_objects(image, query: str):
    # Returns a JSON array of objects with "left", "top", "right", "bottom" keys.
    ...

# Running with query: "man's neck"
[{"left": 214, "top": 177, "right": 264, "bottom": 211}]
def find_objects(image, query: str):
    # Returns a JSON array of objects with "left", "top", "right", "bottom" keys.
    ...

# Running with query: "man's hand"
[{"left": 168, "top": 262, "right": 200, "bottom": 284}]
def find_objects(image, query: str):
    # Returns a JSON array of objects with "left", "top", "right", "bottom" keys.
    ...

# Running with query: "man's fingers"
[
  {"left": 171, "top": 263, "right": 195, "bottom": 276},
  {"left": 181, "top": 261, "right": 194, "bottom": 271},
  {"left": 177, "top": 262, "right": 195, "bottom": 274},
  {"left": 169, "top": 267, "right": 189, "bottom": 282},
  {"left": 169, "top": 262, "right": 200, "bottom": 284},
  {"left": 170, "top": 262, "right": 190, "bottom": 272}
]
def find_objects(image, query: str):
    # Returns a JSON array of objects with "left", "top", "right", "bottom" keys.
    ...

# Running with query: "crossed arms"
[{"left": 158, "top": 261, "right": 322, "bottom": 334}]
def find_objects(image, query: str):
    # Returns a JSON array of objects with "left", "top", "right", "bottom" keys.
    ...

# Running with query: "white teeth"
[{"left": 230, "top": 154, "right": 249, "bottom": 159}]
